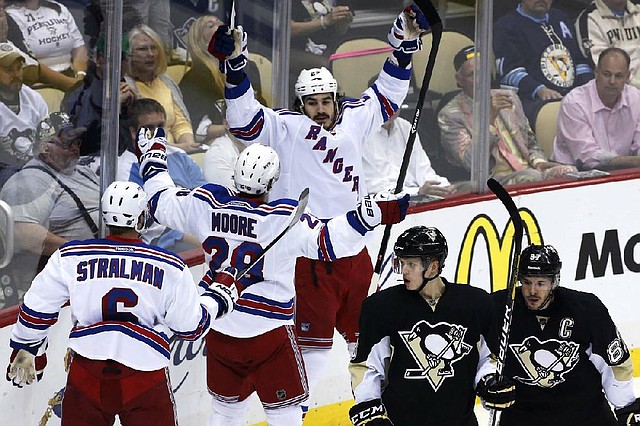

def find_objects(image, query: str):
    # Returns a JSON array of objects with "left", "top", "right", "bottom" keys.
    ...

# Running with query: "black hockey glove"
[
  {"left": 476, "top": 373, "right": 516, "bottom": 410},
  {"left": 349, "top": 399, "right": 394, "bottom": 425},
  {"left": 616, "top": 398, "right": 640, "bottom": 426}
]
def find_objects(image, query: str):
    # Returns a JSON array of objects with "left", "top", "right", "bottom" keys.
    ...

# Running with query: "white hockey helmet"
[
  {"left": 101, "top": 181, "right": 148, "bottom": 232},
  {"left": 295, "top": 67, "right": 338, "bottom": 101},
  {"left": 233, "top": 144, "right": 280, "bottom": 195}
]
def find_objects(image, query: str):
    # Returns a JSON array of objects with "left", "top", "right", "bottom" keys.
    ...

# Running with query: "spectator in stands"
[
  {"left": 576, "top": 0, "right": 640, "bottom": 89},
  {"left": 202, "top": 127, "right": 247, "bottom": 188},
  {"left": 439, "top": 46, "right": 577, "bottom": 185},
  {"left": 494, "top": 0, "right": 594, "bottom": 125},
  {"left": 289, "top": 0, "right": 354, "bottom": 104},
  {"left": 0, "top": 112, "right": 97, "bottom": 302},
  {"left": 5, "top": 0, "right": 88, "bottom": 92},
  {"left": 117, "top": 98, "right": 202, "bottom": 252},
  {"left": 363, "top": 111, "right": 455, "bottom": 197},
  {"left": 125, "top": 24, "right": 204, "bottom": 154},
  {"left": 553, "top": 47, "right": 640, "bottom": 170},
  {"left": 64, "top": 35, "right": 136, "bottom": 156},
  {"left": 0, "top": 41, "right": 48, "bottom": 187}
]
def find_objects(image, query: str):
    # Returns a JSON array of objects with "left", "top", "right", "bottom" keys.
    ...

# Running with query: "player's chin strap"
[{"left": 414, "top": 272, "right": 440, "bottom": 293}]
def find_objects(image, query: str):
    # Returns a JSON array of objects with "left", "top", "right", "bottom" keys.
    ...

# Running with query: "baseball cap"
[
  {"left": 453, "top": 45, "right": 476, "bottom": 72},
  {"left": 36, "top": 112, "right": 87, "bottom": 145},
  {"left": 0, "top": 42, "right": 26, "bottom": 68}
]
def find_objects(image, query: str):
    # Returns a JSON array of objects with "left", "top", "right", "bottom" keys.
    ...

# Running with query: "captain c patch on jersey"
[
  {"left": 510, "top": 336, "right": 580, "bottom": 388},
  {"left": 399, "top": 320, "right": 472, "bottom": 391}
]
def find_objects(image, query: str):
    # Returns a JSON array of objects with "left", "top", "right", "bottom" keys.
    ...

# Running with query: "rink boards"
[{"left": 1, "top": 176, "right": 640, "bottom": 425}]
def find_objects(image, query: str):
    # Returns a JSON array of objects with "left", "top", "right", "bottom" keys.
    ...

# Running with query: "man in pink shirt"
[{"left": 553, "top": 47, "right": 640, "bottom": 170}]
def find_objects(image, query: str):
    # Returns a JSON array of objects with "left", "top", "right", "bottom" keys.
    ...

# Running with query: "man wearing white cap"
[{"left": 0, "top": 41, "right": 48, "bottom": 186}]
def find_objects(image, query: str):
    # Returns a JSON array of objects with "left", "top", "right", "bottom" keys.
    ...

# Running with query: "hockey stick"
[
  {"left": 372, "top": 0, "right": 443, "bottom": 291},
  {"left": 486, "top": 178, "right": 523, "bottom": 426},
  {"left": 236, "top": 188, "right": 309, "bottom": 279}
]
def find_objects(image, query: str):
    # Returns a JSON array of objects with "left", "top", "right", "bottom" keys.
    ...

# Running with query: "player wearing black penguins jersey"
[
  {"left": 349, "top": 226, "right": 515, "bottom": 426},
  {"left": 493, "top": 244, "right": 640, "bottom": 426}
]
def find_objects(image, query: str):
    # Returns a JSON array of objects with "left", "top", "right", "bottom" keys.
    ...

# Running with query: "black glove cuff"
[{"left": 349, "top": 399, "right": 391, "bottom": 425}]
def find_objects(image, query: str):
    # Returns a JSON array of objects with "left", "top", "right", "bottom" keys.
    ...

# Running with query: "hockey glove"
[
  {"left": 350, "top": 191, "right": 409, "bottom": 235},
  {"left": 135, "top": 127, "right": 168, "bottom": 180},
  {"left": 6, "top": 348, "right": 47, "bottom": 387},
  {"left": 200, "top": 267, "right": 240, "bottom": 319},
  {"left": 616, "top": 398, "right": 640, "bottom": 426},
  {"left": 388, "top": 5, "right": 430, "bottom": 66},
  {"left": 208, "top": 25, "right": 248, "bottom": 81},
  {"left": 476, "top": 373, "right": 516, "bottom": 410},
  {"left": 349, "top": 399, "right": 394, "bottom": 425}
]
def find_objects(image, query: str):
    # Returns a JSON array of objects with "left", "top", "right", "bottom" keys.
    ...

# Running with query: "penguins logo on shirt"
[
  {"left": 540, "top": 44, "right": 575, "bottom": 88},
  {"left": 510, "top": 336, "right": 580, "bottom": 388},
  {"left": 399, "top": 320, "right": 472, "bottom": 391}
]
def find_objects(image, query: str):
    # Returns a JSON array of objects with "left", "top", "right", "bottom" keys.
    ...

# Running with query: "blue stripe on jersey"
[
  {"left": 70, "top": 322, "right": 171, "bottom": 359},
  {"left": 148, "top": 188, "right": 167, "bottom": 221},
  {"left": 229, "top": 110, "right": 265, "bottom": 141},
  {"left": 172, "top": 305, "right": 211, "bottom": 340},
  {"left": 335, "top": 97, "right": 367, "bottom": 126},
  {"left": 383, "top": 58, "right": 411, "bottom": 80},
  {"left": 317, "top": 226, "right": 337, "bottom": 262},
  {"left": 242, "top": 293, "right": 294, "bottom": 309},
  {"left": 346, "top": 210, "right": 370, "bottom": 236},
  {"left": 371, "top": 83, "right": 398, "bottom": 122},
  {"left": 234, "top": 304, "right": 294, "bottom": 320},
  {"left": 235, "top": 294, "right": 295, "bottom": 320},
  {"left": 576, "top": 63, "right": 592, "bottom": 76},
  {"left": 503, "top": 67, "right": 527, "bottom": 87},
  {"left": 193, "top": 184, "right": 297, "bottom": 217},
  {"left": 18, "top": 304, "right": 59, "bottom": 331},
  {"left": 225, "top": 74, "right": 251, "bottom": 99},
  {"left": 60, "top": 247, "right": 184, "bottom": 270},
  {"left": 275, "top": 109, "right": 302, "bottom": 116},
  {"left": 61, "top": 238, "right": 184, "bottom": 265}
]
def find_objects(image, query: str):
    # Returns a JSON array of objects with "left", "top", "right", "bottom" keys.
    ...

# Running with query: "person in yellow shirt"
[{"left": 124, "top": 24, "right": 204, "bottom": 154}]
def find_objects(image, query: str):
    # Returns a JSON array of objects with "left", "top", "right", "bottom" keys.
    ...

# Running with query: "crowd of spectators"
[{"left": 1, "top": 0, "right": 640, "bottom": 311}]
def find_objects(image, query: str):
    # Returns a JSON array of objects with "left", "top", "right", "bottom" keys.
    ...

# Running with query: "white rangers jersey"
[
  {"left": 6, "top": 0, "right": 85, "bottom": 72},
  {"left": 10, "top": 237, "right": 218, "bottom": 371},
  {"left": 225, "top": 59, "right": 411, "bottom": 219},
  {"left": 144, "top": 172, "right": 374, "bottom": 338}
]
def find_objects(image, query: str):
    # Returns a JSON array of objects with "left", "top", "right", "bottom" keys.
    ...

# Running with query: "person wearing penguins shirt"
[{"left": 349, "top": 226, "right": 515, "bottom": 425}]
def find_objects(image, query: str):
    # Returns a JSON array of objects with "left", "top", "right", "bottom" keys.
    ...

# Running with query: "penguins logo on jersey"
[
  {"left": 510, "top": 336, "right": 580, "bottom": 388},
  {"left": 540, "top": 43, "right": 575, "bottom": 88},
  {"left": 399, "top": 320, "right": 472, "bottom": 391}
]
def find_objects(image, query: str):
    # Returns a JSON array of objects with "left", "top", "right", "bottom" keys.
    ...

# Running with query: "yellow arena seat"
[
  {"left": 534, "top": 100, "right": 562, "bottom": 159},
  {"left": 330, "top": 38, "right": 391, "bottom": 98},
  {"left": 35, "top": 87, "right": 65, "bottom": 114}
]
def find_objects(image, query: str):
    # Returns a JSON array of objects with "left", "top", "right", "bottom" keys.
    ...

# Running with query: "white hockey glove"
[
  {"left": 350, "top": 191, "right": 410, "bottom": 235},
  {"left": 388, "top": 5, "right": 430, "bottom": 54},
  {"left": 476, "top": 373, "right": 516, "bottom": 410},
  {"left": 208, "top": 24, "right": 248, "bottom": 78},
  {"left": 135, "top": 127, "right": 168, "bottom": 180},
  {"left": 616, "top": 398, "right": 640, "bottom": 426},
  {"left": 349, "top": 399, "right": 394, "bottom": 425},
  {"left": 6, "top": 348, "right": 47, "bottom": 387},
  {"left": 200, "top": 267, "right": 240, "bottom": 319}
]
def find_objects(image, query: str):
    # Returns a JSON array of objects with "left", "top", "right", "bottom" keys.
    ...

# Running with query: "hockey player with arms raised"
[
  {"left": 6, "top": 181, "right": 237, "bottom": 425},
  {"left": 493, "top": 244, "right": 640, "bottom": 425},
  {"left": 207, "top": 3, "right": 431, "bottom": 410},
  {"left": 350, "top": 226, "right": 515, "bottom": 425},
  {"left": 135, "top": 129, "right": 409, "bottom": 425}
]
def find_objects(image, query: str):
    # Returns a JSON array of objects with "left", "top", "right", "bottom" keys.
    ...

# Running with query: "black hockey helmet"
[
  {"left": 518, "top": 244, "right": 562, "bottom": 287},
  {"left": 394, "top": 226, "right": 448, "bottom": 271}
]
